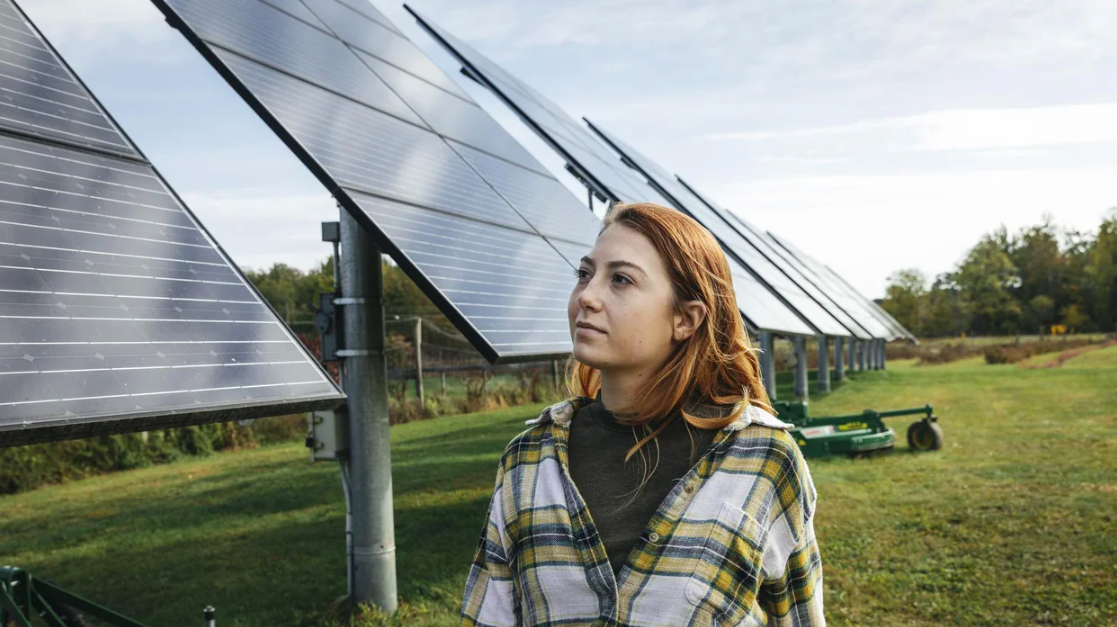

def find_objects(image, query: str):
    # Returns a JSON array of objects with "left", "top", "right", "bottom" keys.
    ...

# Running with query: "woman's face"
[{"left": 568, "top": 224, "right": 679, "bottom": 374}]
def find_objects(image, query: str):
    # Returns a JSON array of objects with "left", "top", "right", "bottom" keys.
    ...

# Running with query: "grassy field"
[{"left": 2, "top": 346, "right": 1116, "bottom": 626}]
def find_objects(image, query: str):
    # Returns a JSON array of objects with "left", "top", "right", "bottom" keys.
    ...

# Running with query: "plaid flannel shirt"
[{"left": 460, "top": 398, "right": 825, "bottom": 627}]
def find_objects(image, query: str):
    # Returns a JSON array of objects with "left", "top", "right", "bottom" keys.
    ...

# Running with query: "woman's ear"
[{"left": 673, "top": 300, "right": 708, "bottom": 342}]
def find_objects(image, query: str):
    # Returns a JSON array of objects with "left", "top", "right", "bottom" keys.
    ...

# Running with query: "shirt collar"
[{"left": 526, "top": 398, "right": 793, "bottom": 431}]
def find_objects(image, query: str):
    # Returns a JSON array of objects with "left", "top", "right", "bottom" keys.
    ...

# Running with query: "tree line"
[{"left": 881, "top": 209, "right": 1117, "bottom": 337}]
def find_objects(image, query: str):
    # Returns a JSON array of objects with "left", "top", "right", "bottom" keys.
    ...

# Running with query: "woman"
[{"left": 461, "top": 203, "right": 824, "bottom": 627}]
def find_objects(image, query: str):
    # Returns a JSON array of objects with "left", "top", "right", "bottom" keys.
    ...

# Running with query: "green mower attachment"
[
  {"left": 1, "top": 566, "right": 153, "bottom": 627},
  {"left": 773, "top": 401, "right": 942, "bottom": 458}
]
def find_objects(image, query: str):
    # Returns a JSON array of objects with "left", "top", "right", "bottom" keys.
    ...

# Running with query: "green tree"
[
  {"left": 948, "top": 234, "right": 1022, "bottom": 335},
  {"left": 1086, "top": 209, "right": 1117, "bottom": 333},
  {"left": 882, "top": 269, "right": 927, "bottom": 334},
  {"left": 1027, "top": 294, "right": 1056, "bottom": 333}
]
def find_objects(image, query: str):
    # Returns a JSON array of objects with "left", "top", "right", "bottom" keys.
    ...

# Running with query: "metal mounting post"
[
  {"left": 339, "top": 208, "right": 397, "bottom": 613},
  {"left": 793, "top": 336, "right": 809, "bottom": 401},
  {"left": 881, "top": 340, "right": 888, "bottom": 370},
  {"left": 759, "top": 332, "right": 776, "bottom": 401},
  {"left": 833, "top": 337, "right": 845, "bottom": 381},
  {"left": 817, "top": 336, "right": 831, "bottom": 393},
  {"left": 848, "top": 338, "right": 856, "bottom": 372}
]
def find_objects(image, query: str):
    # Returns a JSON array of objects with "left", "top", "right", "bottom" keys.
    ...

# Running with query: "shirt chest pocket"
[{"left": 685, "top": 501, "right": 768, "bottom": 623}]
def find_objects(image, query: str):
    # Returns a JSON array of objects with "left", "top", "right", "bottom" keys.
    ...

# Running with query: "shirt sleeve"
[
  {"left": 460, "top": 461, "right": 520, "bottom": 627},
  {"left": 757, "top": 438, "right": 825, "bottom": 626}
]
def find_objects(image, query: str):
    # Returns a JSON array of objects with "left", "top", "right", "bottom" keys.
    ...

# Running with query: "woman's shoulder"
[{"left": 498, "top": 398, "right": 592, "bottom": 466}]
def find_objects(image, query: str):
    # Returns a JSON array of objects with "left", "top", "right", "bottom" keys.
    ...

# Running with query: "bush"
[
  {"left": 983, "top": 337, "right": 1107, "bottom": 364},
  {"left": 0, "top": 416, "right": 307, "bottom": 495}
]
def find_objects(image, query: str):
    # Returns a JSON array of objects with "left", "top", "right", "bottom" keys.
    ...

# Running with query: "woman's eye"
[
  {"left": 574, "top": 268, "right": 590, "bottom": 281},
  {"left": 612, "top": 273, "right": 632, "bottom": 286}
]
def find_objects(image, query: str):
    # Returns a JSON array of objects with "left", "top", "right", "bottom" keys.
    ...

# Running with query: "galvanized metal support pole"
[
  {"left": 414, "top": 317, "right": 424, "bottom": 408},
  {"left": 759, "top": 332, "right": 776, "bottom": 401},
  {"left": 881, "top": 341, "right": 888, "bottom": 370},
  {"left": 857, "top": 339, "right": 866, "bottom": 371},
  {"left": 848, "top": 338, "right": 856, "bottom": 372},
  {"left": 339, "top": 209, "right": 397, "bottom": 613},
  {"left": 817, "top": 336, "right": 831, "bottom": 393},
  {"left": 833, "top": 337, "right": 845, "bottom": 381},
  {"left": 866, "top": 339, "right": 875, "bottom": 370},
  {"left": 875, "top": 340, "right": 883, "bottom": 370},
  {"left": 793, "top": 336, "right": 809, "bottom": 400}
]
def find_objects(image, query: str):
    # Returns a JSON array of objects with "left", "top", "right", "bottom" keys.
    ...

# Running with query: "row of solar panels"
[{"left": 0, "top": 0, "right": 911, "bottom": 445}]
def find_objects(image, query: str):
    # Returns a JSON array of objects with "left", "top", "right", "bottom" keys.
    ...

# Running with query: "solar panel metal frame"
[
  {"left": 0, "top": 0, "right": 344, "bottom": 447},
  {"left": 408, "top": 8, "right": 824, "bottom": 339},
  {"left": 766, "top": 231, "right": 917, "bottom": 342},
  {"left": 582, "top": 119, "right": 867, "bottom": 340},
  {"left": 672, "top": 176, "right": 891, "bottom": 341},
  {"left": 406, "top": 6, "right": 672, "bottom": 208},
  {"left": 734, "top": 221, "right": 896, "bottom": 341},
  {"left": 152, "top": 0, "right": 603, "bottom": 363}
]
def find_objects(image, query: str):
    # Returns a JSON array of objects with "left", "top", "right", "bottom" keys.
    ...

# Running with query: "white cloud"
[{"left": 709, "top": 103, "right": 1117, "bottom": 152}]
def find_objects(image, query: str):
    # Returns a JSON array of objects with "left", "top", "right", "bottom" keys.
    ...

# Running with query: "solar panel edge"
[
  {"left": 767, "top": 231, "right": 914, "bottom": 341},
  {"left": 6, "top": 0, "right": 144, "bottom": 162},
  {"left": 0, "top": 393, "right": 342, "bottom": 448},
  {"left": 581, "top": 119, "right": 830, "bottom": 338},
  {"left": 405, "top": 6, "right": 619, "bottom": 203},
  {"left": 722, "top": 212, "right": 878, "bottom": 341}
]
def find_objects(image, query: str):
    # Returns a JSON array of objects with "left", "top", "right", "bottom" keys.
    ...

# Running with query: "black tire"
[{"left": 907, "top": 421, "right": 943, "bottom": 451}]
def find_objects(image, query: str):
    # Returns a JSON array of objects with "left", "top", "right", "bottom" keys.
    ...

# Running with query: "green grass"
[{"left": 2, "top": 354, "right": 1116, "bottom": 626}]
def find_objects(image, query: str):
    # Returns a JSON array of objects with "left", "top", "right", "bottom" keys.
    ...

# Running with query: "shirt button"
[
  {"left": 684, "top": 482, "right": 695, "bottom": 494},
  {"left": 648, "top": 532, "right": 660, "bottom": 543}
]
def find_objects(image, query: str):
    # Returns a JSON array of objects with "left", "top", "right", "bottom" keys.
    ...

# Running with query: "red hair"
[{"left": 568, "top": 203, "right": 771, "bottom": 458}]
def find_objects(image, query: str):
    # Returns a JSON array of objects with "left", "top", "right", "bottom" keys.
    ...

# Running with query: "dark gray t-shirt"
[{"left": 567, "top": 398, "right": 721, "bottom": 578}]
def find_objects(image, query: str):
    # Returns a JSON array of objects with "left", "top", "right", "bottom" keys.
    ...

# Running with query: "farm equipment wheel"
[{"left": 907, "top": 420, "right": 943, "bottom": 451}]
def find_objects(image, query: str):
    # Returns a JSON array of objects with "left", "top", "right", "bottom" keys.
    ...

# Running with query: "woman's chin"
[{"left": 572, "top": 344, "right": 609, "bottom": 369}]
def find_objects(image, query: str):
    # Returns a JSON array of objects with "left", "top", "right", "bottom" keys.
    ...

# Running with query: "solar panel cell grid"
[
  {"left": 167, "top": 0, "right": 425, "bottom": 127},
  {"left": 0, "top": 2, "right": 137, "bottom": 158},
  {"left": 155, "top": 0, "right": 607, "bottom": 360}
]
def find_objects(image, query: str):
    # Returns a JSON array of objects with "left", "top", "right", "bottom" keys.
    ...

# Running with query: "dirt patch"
[{"left": 1018, "top": 339, "right": 1117, "bottom": 369}]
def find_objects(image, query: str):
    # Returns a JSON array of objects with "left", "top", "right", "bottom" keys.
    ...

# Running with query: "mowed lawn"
[{"left": 2, "top": 347, "right": 1116, "bottom": 627}]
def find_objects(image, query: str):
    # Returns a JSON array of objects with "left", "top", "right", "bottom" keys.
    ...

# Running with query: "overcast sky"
[{"left": 21, "top": 0, "right": 1117, "bottom": 298}]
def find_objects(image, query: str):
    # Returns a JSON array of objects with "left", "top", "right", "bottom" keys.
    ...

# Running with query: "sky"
[{"left": 20, "top": 0, "right": 1117, "bottom": 299}]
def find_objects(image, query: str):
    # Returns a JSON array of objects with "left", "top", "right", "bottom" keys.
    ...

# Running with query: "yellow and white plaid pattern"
[{"left": 461, "top": 398, "right": 825, "bottom": 627}]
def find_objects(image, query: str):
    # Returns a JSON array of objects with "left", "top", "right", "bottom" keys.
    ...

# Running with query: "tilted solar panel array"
[
  {"left": 152, "top": 0, "right": 605, "bottom": 362},
  {"left": 583, "top": 120, "right": 865, "bottom": 340},
  {"left": 408, "top": 8, "right": 819, "bottom": 338},
  {"left": 719, "top": 211, "right": 894, "bottom": 340},
  {"left": 767, "top": 233, "right": 916, "bottom": 341},
  {"left": 664, "top": 173, "right": 890, "bottom": 341},
  {"left": 0, "top": 0, "right": 343, "bottom": 446}
]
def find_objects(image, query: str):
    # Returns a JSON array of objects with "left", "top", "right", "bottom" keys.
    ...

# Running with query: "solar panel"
[
  {"left": 0, "top": 0, "right": 343, "bottom": 447},
  {"left": 153, "top": 0, "right": 602, "bottom": 362},
  {"left": 0, "top": 2, "right": 138, "bottom": 159},
  {"left": 732, "top": 220, "right": 894, "bottom": 340},
  {"left": 672, "top": 176, "right": 888, "bottom": 341},
  {"left": 407, "top": 7, "right": 674, "bottom": 208},
  {"left": 584, "top": 120, "right": 856, "bottom": 339},
  {"left": 408, "top": 9, "right": 817, "bottom": 338},
  {"left": 767, "top": 232, "right": 916, "bottom": 341}
]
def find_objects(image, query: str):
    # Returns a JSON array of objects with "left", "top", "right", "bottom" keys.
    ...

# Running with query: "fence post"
[
  {"left": 414, "top": 317, "right": 424, "bottom": 409},
  {"left": 440, "top": 372, "right": 446, "bottom": 395},
  {"left": 552, "top": 359, "right": 561, "bottom": 394}
]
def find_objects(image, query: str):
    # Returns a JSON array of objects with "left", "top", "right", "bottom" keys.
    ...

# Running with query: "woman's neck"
[{"left": 598, "top": 366, "right": 657, "bottom": 413}]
